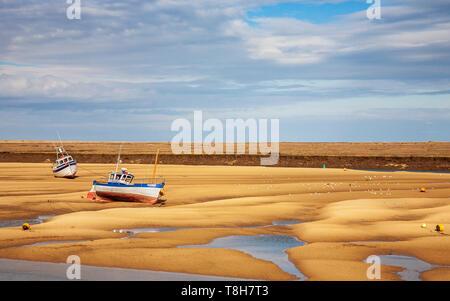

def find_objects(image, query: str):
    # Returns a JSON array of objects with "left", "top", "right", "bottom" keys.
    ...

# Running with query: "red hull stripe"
[{"left": 95, "top": 191, "right": 158, "bottom": 203}]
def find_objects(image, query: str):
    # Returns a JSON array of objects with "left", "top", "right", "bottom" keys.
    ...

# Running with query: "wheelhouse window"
[
  {"left": 108, "top": 172, "right": 133, "bottom": 184},
  {"left": 120, "top": 174, "right": 133, "bottom": 184}
]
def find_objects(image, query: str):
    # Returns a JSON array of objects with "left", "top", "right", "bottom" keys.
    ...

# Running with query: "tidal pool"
[
  {"left": 180, "top": 234, "right": 307, "bottom": 280},
  {"left": 366, "top": 254, "right": 447, "bottom": 281},
  {"left": 113, "top": 220, "right": 305, "bottom": 236},
  {"left": 17, "top": 240, "right": 90, "bottom": 248},
  {"left": 0, "top": 218, "right": 41, "bottom": 228},
  {"left": 0, "top": 215, "right": 57, "bottom": 229},
  {"left": 3, "top": 219, "right": 307, "bottom": 281},
  {"left": 111, "top": 221, "right": 308, "bottom": 280}
]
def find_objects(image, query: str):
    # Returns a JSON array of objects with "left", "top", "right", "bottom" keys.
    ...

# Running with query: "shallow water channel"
[
  {"left": 114, "top": 220, "right": 308, "bottom": 280},
  {"left": 1, "top": 220, "right": 307, "bottom": 281},
  {"left": 0, "top": 215, "right": 56, "bottom": 228},
  {"left": 113, "top": 220, "right": 305, "bottom": 236},
  {"left": 0, "top": 258, "right": 248, "bottom": 281},
  {"left": 372, "top": 254, "right": 448, "bottom": 281},
  {"left": 180, "top": 234, "right": 307, "bottom": 280},
  {"left": 1, "top": 216, "right": 447, "bottom": 281}
]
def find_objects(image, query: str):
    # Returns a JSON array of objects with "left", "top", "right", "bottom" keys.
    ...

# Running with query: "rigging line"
[
  {"left": 56, "top": 131, "right": 63, "bottom": 148},
  {"left": 76, "top": 164, "right": 108, "bottom": 178}
]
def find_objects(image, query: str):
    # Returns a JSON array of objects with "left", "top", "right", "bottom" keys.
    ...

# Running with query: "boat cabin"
[
  {"left": 108, "top": 168, "right": 134, "bottom": 185},
  {"left": 54, "top": 146, "right": 75, "bottom": 166},
  {"left": 56, "top": 156, "right": 74, "bottom": 166}
]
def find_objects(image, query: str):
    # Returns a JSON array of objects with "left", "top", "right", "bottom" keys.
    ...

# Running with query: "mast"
[
  {"left": 54, "top": 132, "right": 67, "bottom": 158},
  {"left": 52, "top": 141, "right": 59, "bottom": 159},
  {"left": 115, "top": 144, "right": 123, "bottom": 174},
  {"left": 57, "top": 131, "right": 63, "bottom": 147},
  {"left": 56, "top": 131, "right": 65, "bottom": 152},
  {"left": 152, "top": 149, "right": 160, "bottom": 183}
]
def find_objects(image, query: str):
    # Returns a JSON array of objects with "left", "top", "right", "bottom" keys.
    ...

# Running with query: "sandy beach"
[{"left": 0, "top": 160, "right": 449, "bottom": 281}]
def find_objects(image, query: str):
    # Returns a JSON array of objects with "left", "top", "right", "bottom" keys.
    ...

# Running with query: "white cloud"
[
  {"left": 221, "top": 2, "right": 450, "bottom": 65},
  {"left": 0, "top": 0, "right": 449, "bottom": 141}
]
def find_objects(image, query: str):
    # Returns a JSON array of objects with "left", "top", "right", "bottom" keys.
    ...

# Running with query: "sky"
[{"left": 0, "top": 0, "right": 449, "bottom": 142}]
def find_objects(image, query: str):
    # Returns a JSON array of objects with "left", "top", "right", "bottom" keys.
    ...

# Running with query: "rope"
[{"left": 75, "top": 164, "right": 109, "bottom": 179}]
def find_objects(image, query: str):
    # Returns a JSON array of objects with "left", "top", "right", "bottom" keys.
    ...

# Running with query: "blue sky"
[
  {"left": 247, "top": 1, "right": 373, "bottom": 24},
  {"left": 0, "top": 0, "right": 449, "bottom": 142}
]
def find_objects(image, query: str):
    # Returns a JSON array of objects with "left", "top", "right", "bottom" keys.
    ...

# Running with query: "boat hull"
[
  {"left": 88, "top": 182, "right": 163, "bottom": 204},
  {"left": 52, "top": 162, "right": 77, "bottom": 178}
]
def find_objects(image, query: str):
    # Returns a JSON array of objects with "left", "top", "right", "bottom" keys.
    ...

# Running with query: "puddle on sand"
[
  {"left": 113, "top": 227, "right": 186, "bottom": 235},
  {"left": 0, "top": 219, "right": 42, "bottom": 228},
  {"left": 180, "top": 234, "right": 307, "bottom": 281},
  {"left": 37, "top": 215, "right": 57, "bottom": 221},
  {"left": 113, "top": 220, "right": 305, "bottom": 236},
  {"left": 366, "top": 254, "right": 447, "bottom": 281},
  {"left": 112, "top": 221, "right": 308, "bottom": 280},
  {"left": 0, "top": 215, "right": 57, "bottom": 229},
  {"left": 272, "top": 220, "right": 305, "bottom": 226},
  {"left": 16, "top": 240, "right": 90, "bottom": 248}
]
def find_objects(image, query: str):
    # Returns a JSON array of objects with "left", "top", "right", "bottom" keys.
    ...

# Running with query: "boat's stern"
[{"left": 86, "top": 183, "right": 98, "bottom": 200}]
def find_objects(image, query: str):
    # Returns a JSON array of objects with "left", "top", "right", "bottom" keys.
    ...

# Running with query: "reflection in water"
[
  {"left": 4, "top": 219, "right": 307, "bottom": 280},
  {"left": 272, "top": 220, "right": 304, "bottom": 226},
  {"left": 0, "top": 219, "right": 41, "bottom": 228},
  {"left": 181, "top": 234, "right": 307, "bottom": 280},
  {"left": 0, "top": 258, "right": 249, "bottom": 281},
  {"left": 367, "top": 254, "right": 447, "bottom": 281},
  {"left": 114, "top": 220, "right": 305, "bottom": 236},
  {"left": 17, "top": 240, "right": 89, "bottom": 248},
  {"left": 0, "top": 215, "right": 57, "bottom": 229}
]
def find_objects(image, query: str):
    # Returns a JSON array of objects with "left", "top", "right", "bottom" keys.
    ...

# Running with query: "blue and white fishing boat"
[
  {"left": 87, "top": 146, "right": 165, "bottom": 204},
  {"left": 52, "top": 145, "right": 77, "bottom": 178}
]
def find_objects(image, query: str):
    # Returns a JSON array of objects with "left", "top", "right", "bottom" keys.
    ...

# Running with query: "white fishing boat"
[
  {"left": 87, "top": 146, "right": 165, "bottom": 204},
  {"left": 52, "top": 145, "right": 78, "bottom": 178}
]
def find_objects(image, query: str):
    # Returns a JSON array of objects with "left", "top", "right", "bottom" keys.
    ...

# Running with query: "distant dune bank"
[{"left": 1, "top": 141, "right": 449, "bottom": 171}]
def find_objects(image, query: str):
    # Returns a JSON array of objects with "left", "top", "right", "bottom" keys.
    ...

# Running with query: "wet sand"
[{"left": 0, "top": 163, "right": 449, "bottom": 280}]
